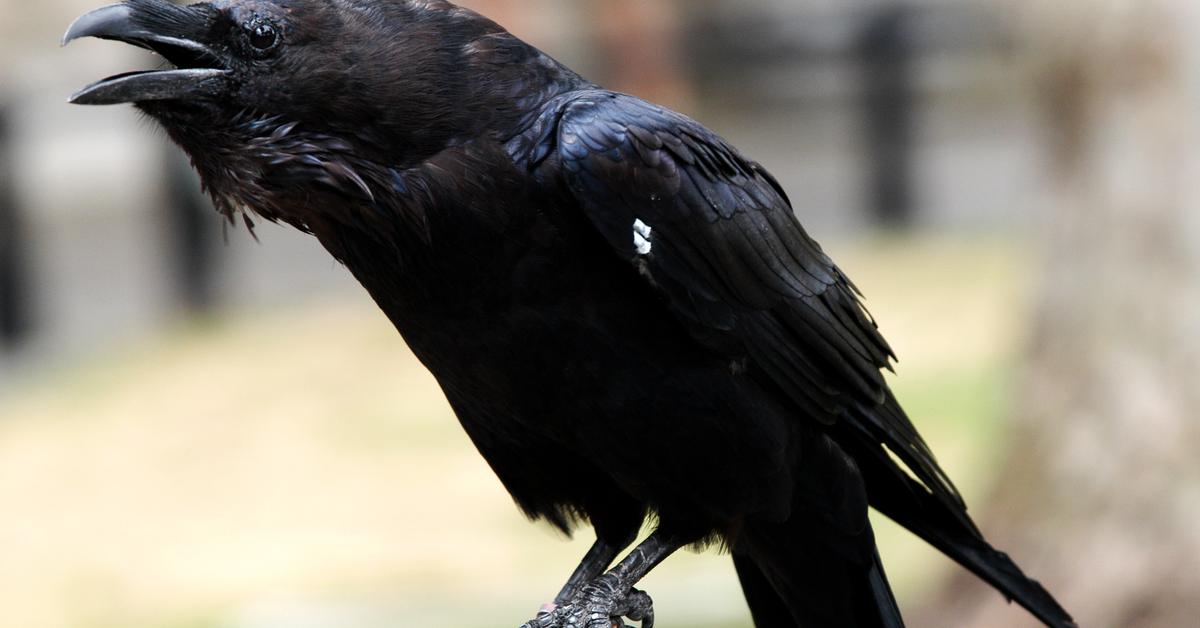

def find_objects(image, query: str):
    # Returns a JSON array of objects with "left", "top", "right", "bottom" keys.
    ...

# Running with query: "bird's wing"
[{"left": 535, "top": 90, "right": 965, "bottom": 513}]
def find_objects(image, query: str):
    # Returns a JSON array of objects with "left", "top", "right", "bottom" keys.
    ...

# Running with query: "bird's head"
[{"left": 65, "top": 0, "right": 562, "bottom": 225}]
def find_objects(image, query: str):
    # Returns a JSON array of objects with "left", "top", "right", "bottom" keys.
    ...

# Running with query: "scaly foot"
[{"left": 521, "top": 573, "right": 654, "bottom": 628}]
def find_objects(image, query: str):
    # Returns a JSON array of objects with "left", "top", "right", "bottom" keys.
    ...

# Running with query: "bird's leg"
[
  {"left": 523, "top": 531, "right": 685, "bottom": 628},
  {"left": 551, "top": 538, "right": 626, "bottom": 607}
]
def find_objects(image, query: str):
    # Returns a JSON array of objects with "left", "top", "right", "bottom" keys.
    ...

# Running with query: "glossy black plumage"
[{"left": 66, "top": 1, "right": 1073, "bottom": 626}]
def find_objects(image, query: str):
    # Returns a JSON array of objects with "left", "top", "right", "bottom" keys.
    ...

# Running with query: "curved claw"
[{"left": 622, "top": 589, "right": 654, "bottom": 628}]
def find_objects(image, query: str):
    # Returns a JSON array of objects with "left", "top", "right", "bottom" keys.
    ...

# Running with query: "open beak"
[{"left": 64, "top": 2, "right": 231, "bottom": 105}]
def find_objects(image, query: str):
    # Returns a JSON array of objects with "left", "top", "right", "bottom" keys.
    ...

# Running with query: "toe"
[{"left": 617, "top": 588, "right": 654, "bottom": 624}]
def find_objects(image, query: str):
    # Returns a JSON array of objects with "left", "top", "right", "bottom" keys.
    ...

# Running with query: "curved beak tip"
[
  {"left": 64, "top": 2, "right": 230, "bottom": 106},
  {"left": 62, "top": 4, "right": 134, "bottom": 47}
]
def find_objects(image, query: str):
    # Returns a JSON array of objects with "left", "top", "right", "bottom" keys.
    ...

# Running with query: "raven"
[{"left": 65, "top": 2, "right": 1074, "bottom": 627}]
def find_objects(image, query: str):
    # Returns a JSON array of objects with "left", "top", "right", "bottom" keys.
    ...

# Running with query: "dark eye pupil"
[{"left": 249, "top": 22, "right": 277, "bottom": 50}]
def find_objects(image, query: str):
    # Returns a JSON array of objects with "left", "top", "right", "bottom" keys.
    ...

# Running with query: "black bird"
[{"left": 65, "top": 2, "right": 1074, "bottom": 626}]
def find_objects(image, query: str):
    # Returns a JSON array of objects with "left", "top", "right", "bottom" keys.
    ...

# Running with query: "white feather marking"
[{"left": 633, "top": 218, "right": 653, "bottom": 255}]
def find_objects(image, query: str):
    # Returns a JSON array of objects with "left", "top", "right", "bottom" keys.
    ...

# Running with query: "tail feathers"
[
  {"left": 893, "top": 507, "right": 1074, "bottom": 628},
  {"left": 733, "top": 552, "right": 798, "bottom": 628},
  {"left": 866, "top": 547, "right": 904, "bottom": 628},
  {"left": 853, "top": 444, "right": 1076, "bottom": 628},
  {"left": 735, "top": 519, "right": 906, "bottom": 628}
]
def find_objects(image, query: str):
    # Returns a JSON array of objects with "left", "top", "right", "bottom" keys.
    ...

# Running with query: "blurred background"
[{"left": 2, "top": 0, "right": 1198, "bottom": 627}]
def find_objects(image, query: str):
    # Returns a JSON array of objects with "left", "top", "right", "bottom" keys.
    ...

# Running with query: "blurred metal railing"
[
  {"left": 0, "top": 100, "right": 31, "bottom": 351},
  {"left": 686, "top": 2, "right": 1012, "bottom": 229},
  {"left": 857, "top": 6, "right": 917, "bottom": 227},
  {"left": 2, "top": 1, "right": 1027, "bottom": 369},
  {"left": 165, "top": 149, "right": 220, "bottom": 313}
]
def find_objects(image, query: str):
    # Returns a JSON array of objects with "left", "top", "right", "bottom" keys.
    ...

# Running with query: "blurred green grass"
[{"left": 0, "top": 234, "right": 1032, "bottom": 628}]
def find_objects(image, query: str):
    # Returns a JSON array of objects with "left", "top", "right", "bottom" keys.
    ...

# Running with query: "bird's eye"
[{"left": 246, "top": 19, "right": 279, "bottom": 53}]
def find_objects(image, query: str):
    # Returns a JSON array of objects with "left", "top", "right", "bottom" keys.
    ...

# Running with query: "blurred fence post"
[
  {"left": 915, "top": 3, "right": 1200, "bottom": 626},
  {"left": 0, "top": 100, "right": 31, "bottom": 350},
  {"left": 858, "top": 6, "right": 916, "bottom": 229},
  {"left": 166, "top": 148, "right": 220, "bottom": 313}
]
